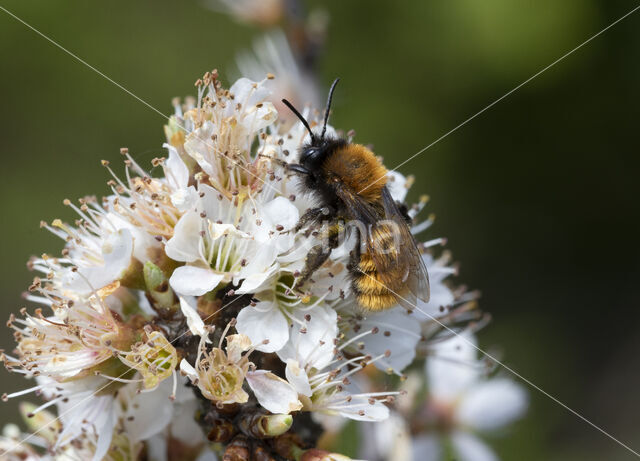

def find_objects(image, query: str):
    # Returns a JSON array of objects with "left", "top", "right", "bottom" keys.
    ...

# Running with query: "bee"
[{"left": 280, "top": 79, "right": 430, "bottom": 311}]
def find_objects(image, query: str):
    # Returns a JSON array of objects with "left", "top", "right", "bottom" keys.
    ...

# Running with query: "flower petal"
[
  {"left": 183, "top": 121, "right": 217, "bottom": 176},
  {"left": 333, "top": 397, "right": 389, "bottom": 422},
  {"left": 386, "top": 171, "right": 409, "bottom": 202},
  {"left": 234, "top": 245, "right": 280, "bottom": 294},
  {"left": 179, "top": 296, "right": 206, "bottom": 337},
  {"left": 411, "top": 435, "right": 441, "bottom": 461},
  {"left": 170, "top": 186, "right": 198, "bottom": 213},
  {"left": 163, "top": 143, "right": 190, "bottom": 190},
  {"left": 354, "top": 308, "right": 421, "bottom": 373},
  {"left": 179, "top": 358, "right": 198, "bottom": 381},
  {"left": 246, "top": 370, "right": 302, "bottom": 414},
  {"left": 236, "top": 302, "right": 289, "bottom": 353},
  {"left": 413, "top": 253, "right": 456, "bottom": 317},
  {"left": 456, "top": 378, "right": 527, "bottom": 431},
  {"left": 451, "top": 431, "right": 498, "bottom": 461},
  {"left": 425, "top": 332, "right": 481, "bottom": 403},
  {"left": 92, "top": 404, "right": 116, "bottom": 461},
  {"left": 285, "top": 359, "right": 312, "bottom": 397},
  {"left": 359, "top": 413, "right": 411, "bottom": 461},
  {"left": 65, "top": 229, "right": 133, "bottom": 295},
  {"left": 165, "top": 211, "right": 202, "bottom": 263},
  {"left": 225, "top": 334, "right": 252, "bottom": 363},
  {"left": 170, "top": 395, "right": 205, "bottom": 446},
  {"left": 277, "top": 304, "right": 337, "bottom": 370},
  {"left": 121, "top": 379, "right": 175, "bottom": 443},
  {"left": 261, "top": 196, "right": 299, "bottom": 231},
  {"left": 170, "top": 265, "right": 224, "bottom": 296}
]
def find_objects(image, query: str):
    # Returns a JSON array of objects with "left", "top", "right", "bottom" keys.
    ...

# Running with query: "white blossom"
[
  {"left": 237, "top": 31, "right": 322, "bottom": 125},
  {"left": 411, "top": 332, "right": 528, "bottom": 461},
  {"left": 1, "top": 70, "right": 523, "bottom": 461}
]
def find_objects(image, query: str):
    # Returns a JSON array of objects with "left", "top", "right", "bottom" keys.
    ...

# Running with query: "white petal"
[
  {"left": 225, "top": 334, "right": 252, "bottom": 363},
  {"left": 179, "top": 359, "right": 198, "bottom": 380},
  {"left": 246, "top": 370, "right": 302, "bottom": 414},
  {"left": 360, "top": 413, "right": 412, "bottom": 461},
  {"left": 198, "top": 183, "right": 229, "bottom": 221},
  {"left": 234, "top": 244, "right": 280, "bottom": 294},
  {"left": 170, "top": 186, "right": 198, "bottom": 212},
  {"left": 426, "top": 332, "right": 481, "bottom": 402},
  {"left": 242, "top": 101, "right": 277, "bottom": 132},
  {"left": 102, "top": 229, "right": 134, "bottom": 274},
  {"left": 234, "top": 262, "right": 279, "bottom": 295},
  {"left": 230, "top": 78, "right": 270, "bottom": 108},
  {"left": 170, "top": 265, "right": 224, "bottom": 296},
  {"left": 208, "top": 222, "right": 250, "bottom": 240},
  {"left": 66, "top": 229, "right": 133, "bottom": 294},
  {"left": 104, "top": 211, "right": 160, "bottom": 263},
  {"left": 173, "top": 375, "right": 198, "bottom": 404},
  {"left": 163, "top": 143, "right": 190, "bottom": 190},
  {"left": 236, "top": 303, "right": 289, "bottom": 353},
  {"left": 179, "top": 296, "right": 206, "bottom": 337},
  {"left": 184, "top": 121, "right": 217, "bottom": 176},
  {"left": 457, "top": 379, "right": 527, "bottom": 431},
  {"left": 276, "top": 234, "right": 316, "bottom": 264},
  {"left": 336, "top": 398, "right": 389, "bottom": 422},
  {"left": 451, "top": 431, "right": 498, "bottom": 461},
  {"left": 413, "top": 253, "right": 456, "bottom": 317},
  {"left": 122, "top": 379, "right": 175, "bottom": 442},
  {"left": 262, "top": 196, "right": 299, "bottom": 231},
  {"left": 277, "top": 304, "right": 337, "bottom": 370},
  {"left": 285, "top": 359, "right": 312, "bottom": 397},
  {"left": 305, "top": 259, "right": 351, "bottom": 301},
  {"left": 146, "top": 433, "right": 169, "bottom": 461},
  {"left": 165, "top": 211, "right": 202, "bottom": 263},
  {"left": 411, "top": 435, "right": 442, "bottom": 461},
  {"left": 92, "top": 404, "right": 116, "bottom": 461},
  {"left": 355, "top": 308, "right": 421, "bottom": 373},
  {"left": 254, "top": 197, "right": 300, "bottom": 251},
  {"left": 49, "top": 386, "right": 116, "bottom": 457},
  {"left": 228, "top": 78, "right": 276, "bottom": 131},
  {"left": 386, "top": 171, "right": 409, "bottom": 202},
  {"left": 195, "top": 448, "right": 219, "bottom": 461},
  {"left": 170, "top": 396, "right": 205, "bottom": 446}
]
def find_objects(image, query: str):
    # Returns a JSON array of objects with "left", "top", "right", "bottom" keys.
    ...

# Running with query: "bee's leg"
[
  {"left": 296, "top": 246, "right": 332, "bottom": 287},
  {"left": 294, "top": 206, "right": 334, "bottom": 232},
  {"left": 296, "top": 221, "right": 344, "bottom": 287}
]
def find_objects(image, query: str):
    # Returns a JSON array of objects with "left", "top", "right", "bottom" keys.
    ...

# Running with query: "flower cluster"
[{"left": 1, "top": 69, "right": 526, "bottom": 461}]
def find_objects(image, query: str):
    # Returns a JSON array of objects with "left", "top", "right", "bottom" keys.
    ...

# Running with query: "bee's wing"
[
  {"left": 333, "top": 182, "right": 431, "bottom": 308},
  {"left": 333, "top": 181, "right": 381, "bottom": 226},
  {"left": 373, "top": 186, "right": 430, "bottom": 305}
]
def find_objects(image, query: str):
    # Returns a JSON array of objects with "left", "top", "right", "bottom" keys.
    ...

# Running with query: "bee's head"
[
  {"left": 282, "top": 78, "right": 340, "bottom": 169},
  {"left": 299, "top": 140, "right": 330, "bottom": 169}
]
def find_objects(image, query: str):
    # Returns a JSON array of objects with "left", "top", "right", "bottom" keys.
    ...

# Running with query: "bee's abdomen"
[{"left": 352, "top": 253, "right": 407, "bottom": 311}]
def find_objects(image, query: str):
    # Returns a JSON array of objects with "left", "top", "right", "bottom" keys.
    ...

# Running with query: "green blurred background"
[{"left": 1, "top": 1, "right": 639, "bottom": 459}]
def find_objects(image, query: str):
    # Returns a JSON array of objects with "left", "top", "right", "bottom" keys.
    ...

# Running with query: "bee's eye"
[{"left": 300, "top": 146, "right": 321, "bottom": 165}]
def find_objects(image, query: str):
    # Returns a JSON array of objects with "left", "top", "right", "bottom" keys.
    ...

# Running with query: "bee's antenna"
[
  {"left": 282, "top": 99, "right": 316, "bottom": 144},
  {"left": 321, "top": 78, "right": 340, "bottom": 140}
]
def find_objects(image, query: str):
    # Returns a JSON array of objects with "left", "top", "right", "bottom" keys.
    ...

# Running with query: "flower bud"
[
  {"left": 300, "top": 449, "right": 352, "bottom": 461},
  {"left": 239, "top": 412, "right": 293, "bottom": 439},
  {"left": 207, "top": 418, "right": 237, "bottom": 443},
  {"left": 143, "top": 261, "right": 177, "bottom": 312},
  {"left": 222, "top": 435, "right": 251, "bottom": 461}
]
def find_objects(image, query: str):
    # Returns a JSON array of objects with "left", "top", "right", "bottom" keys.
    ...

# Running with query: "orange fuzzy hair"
[{"left": 322, "top": 143, "right": 388, "bottom": 203}]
